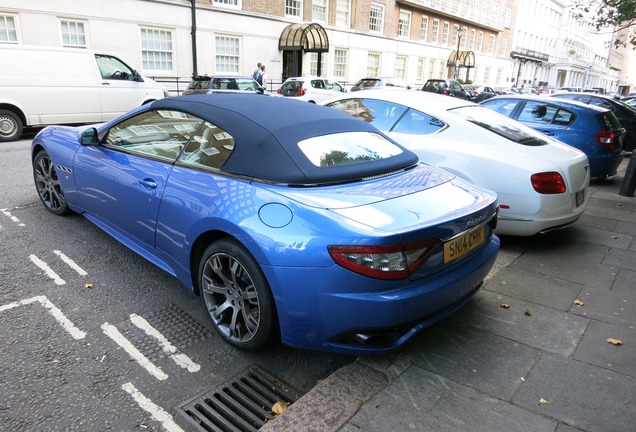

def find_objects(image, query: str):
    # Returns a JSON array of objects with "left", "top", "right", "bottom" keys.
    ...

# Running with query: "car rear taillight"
[
  {"left": 297, "top": 88, "right": 306, "bottom": 96},
  {"left": 443, "top": 89, "right": 449, "bottom": 95},
  {"left": 595, "top": 130, "right": 615, "bottom": 150},
  {"left": 531, "top": 172, "right": 566, "bottom": 194},
  {"left": 328, "top": 238, "right": 441, "bottom": 280},
  {"left": 277, "top": 88, "right": 282, "bottom": 94}
]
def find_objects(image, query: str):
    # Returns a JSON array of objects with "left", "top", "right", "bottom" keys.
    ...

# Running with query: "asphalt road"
[{"left": 0, "top": 138, "right": 354, "bottom": 431}]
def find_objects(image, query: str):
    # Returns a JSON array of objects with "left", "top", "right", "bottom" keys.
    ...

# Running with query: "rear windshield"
[
  {"left": 298, "top": 132, "right": 403, "bottom": 167},
  {"left": 451, "top": 105, "right": 549, "bottom": 146},
  {"left": 281, "top": 80, "right": 304, "bottom": 90},
  {"left": 188, "top": 78, "right": 211, "bottom": 90},
  {"left": 356, "top": 79, "right": 380, "bottom": 87},
  {"left": 597, "top": 111, "right": 624, "bottom": 131}
]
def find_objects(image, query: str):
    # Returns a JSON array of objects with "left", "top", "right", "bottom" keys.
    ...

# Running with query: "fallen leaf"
[
  {"left": 538, "top": 398, "right": 551, "bottom": 405},
  {"left": 524, "top": 309, "right": 532, "bottom": 316},
  {"left": 611, "top": 235, "right": 618, "bottom": 240},
  {"left": 607, "top": 338, "right": 623, "bottom": 346},
  {"left": 272, "top": 401, "right": 289, "bottom": 415},
  {"left": 573, "top": 299, "right": 585, "bottom": 306},
  {"left": 500, "top": 304, "right": 510, "bottom": 309},
  {"left": 85, "top": 283, "right": 93, "bottom": 289}
]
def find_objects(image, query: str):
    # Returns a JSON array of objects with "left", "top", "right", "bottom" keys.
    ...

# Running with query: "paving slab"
[
  {"left": 452, "top": 290, "right": 589, "bottom": 356},
  {"left": 513, "top": 354, "right": 636, "bottom": 432},
  {"left": 603, "top": 247, "right": 636, "bottom": 269},
  {"left": 572, "top": 267, "right": 636, "bottom": 327},
  {"left": 486, "top": 264, "right": 583, "bottom": 311},
  {"left": 339, "top": 366, "right": 558, "bottom": 432},
  {"left": 398, "top": 320, "right": 541, "bottom": 401},
  {"left": 572, "top": 319, "right": 636, "bottom": 376}
]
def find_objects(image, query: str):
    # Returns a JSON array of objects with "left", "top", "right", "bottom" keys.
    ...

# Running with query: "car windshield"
[
  {"left": 188, "top": 78, "right": 211, "bottom": 90},
  {"left": 451, "top": 105, "right": 549, "bottom": 146}
]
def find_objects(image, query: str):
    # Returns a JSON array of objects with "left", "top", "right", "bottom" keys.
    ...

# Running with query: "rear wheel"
[
  {"left": 199, "top": 239, "right": 278, "bottom": 351},
  {"left": 33, "top": 150, "right": 71, "bottom": 215},
  {"left": 0, "top": 109, "right": 23, "bottom": 142}
]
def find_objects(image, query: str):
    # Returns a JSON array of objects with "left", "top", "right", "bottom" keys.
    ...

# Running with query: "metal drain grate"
[{"left": 178, "top": 366, "right": 303, "bottom": 432}]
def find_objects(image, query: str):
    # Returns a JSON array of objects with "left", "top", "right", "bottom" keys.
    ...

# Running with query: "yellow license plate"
[{"left": 444, "top": 225, "right": 485, "bottom": 263}]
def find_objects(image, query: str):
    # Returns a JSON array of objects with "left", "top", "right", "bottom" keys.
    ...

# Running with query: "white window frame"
[
  {"left": 285, "top": 0, "right": 303, "bottom": 18},
  {"left": 488, "top": 34, "right": 496, "bottom": 54},
  {"left": 420, "top": 16, "right": 429, "bottom": 41},
  {"left": 215, "top": 35, "right": 240, "bottom": 74},
  {"left": 417, "top": 57, "right": 425, "bottom": 82},
  {"left": 0, "top": 14, "right": 19, "bottom": 43},
  {"left": 213, "top": 0, "right": 240, "bottom": 7},
  {"left": 367, "top": 52, "right": 381, "bottom": 77},
  {"left": 336, "top": 0, "right": 351, "bottom": 28},
  {"left": 428, "top": 59, "right": 436, "bottom": 79},
  {"left": 140, "top": 27, "right": 174, "bottom": 73},
  {"left": 333, "top": 48, "right": 348, "bottom": 78},
  {"left": 369, "top": 3, "right": 385, "bottom": 34},
  {"left": 60, "top": 19, "right": 87, "bottom": 48},
  {"left": 469, "top": 29, "right": 476, "bottom": 50},
  {"left": 395, "top": 55, "right": 407, "bottom": 79},
  {"left": 312, "top": 0, "right": 328, "bottom": 23},
  {"left": 398, "top": 10, "right": 411, "bottom": 38},
  {"left": 442, "top": 22, "right": 450, "bottom": 46},
  {"left": 310, "top": 52, "right": 326, "bottom": 76},
  {"left": 499, "top": 37, "right": 508, "bottom": 56},
  {"left": 477, "top": 31, "right": 484, "bottom": 52},
  {"left": 431, "top": 19, "right": 439, "bottom": 44}
]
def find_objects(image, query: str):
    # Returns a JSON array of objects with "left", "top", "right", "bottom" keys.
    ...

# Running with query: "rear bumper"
[{"left": 265, "top": 235, "right": 500, "bottom": 355}]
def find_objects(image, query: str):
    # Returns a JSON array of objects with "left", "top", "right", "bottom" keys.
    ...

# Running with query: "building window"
[
  {"left": 469, "top": 29, "right": 476, "bottom": 50},
  {"left": 420, "top": 16, "right": 428, "bottom": 41},
  {"left": 285, "top": 0, "right": 302, "bottom": 18},
  {"left": 1, "top": 15, "right": 18, "bottom": 43},
  {"left": 395, "top": 55, "right": 407, "bottom": 79},
  {"left": 367, "top": 52, "right": 381, "bottom": 77},
  {"left": 428, "top": 59, "right": 436, "bottom": 79},
  {"left": 431, "top": 19, "right": 439, "bottom": 43},
  {"left": 369, "top": 3, "right": 384, "bottom": 33},
  {"left": 336, "top": 0, "right": 351, "bottom": 28},
  {"left": 334, "top": 48, "right": 348, "bottom": 78},
  {"left": 442, "top": 22, "right": 450, "bottom": 46},
  {"left": 215, "top": 36, "right": 240, "bottom": 73},
  {"left": 398, "top": 11, "right": 411, "bottom": 38},
  {"left": 313, "top": 0, "right": 328, "bottom": 23},
  {"left": 496, "top": 67, "right": 503, "bottom": 84},
  {"left": 214, "top": 0, "right": 239, "bottom": 5},
  {"left": 140, "top": 28, "right": 173, "bottom": 72},
  {"left": 488, "top": 34, "right": 495, "bottom": 54},
  {"left": 477, "top": 31, "right": 484, "bottom": 52},
  {"left": 310, "top": 52, "right": 326, "bottom": 76},
  {"left": 60, "top": 20, "right": 86, "bottom": 48},
  {"left": 499, "top": 37, "right": 507, "bottom": 56},
  {"left": 484, "top": 66, "right": 491, "bottom": 83},
  {"left": 417, "top": 57, "right": 425, "bottom": 82}
]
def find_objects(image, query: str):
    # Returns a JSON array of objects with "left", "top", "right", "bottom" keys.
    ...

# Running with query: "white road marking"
[
  {"left": 130, "top": 314, "right": 201, "bottom": 373},
  {"left": 54, "top": 250, "right": 88, "bottom": 276},
  {"left": 1, "top": 208, "right": 26, "bottom": 227},
  {"left": 0, "top": 295, "right": 86, "bottom": 339},
  {"left": 101, "top": 323, "right": 168, "bottom": 381},
  {"left": 121, "top": 382, "right": 185, "bottom": 432},
  {"left": 29, "top": 254, "right": 66, "bottom": 285}
]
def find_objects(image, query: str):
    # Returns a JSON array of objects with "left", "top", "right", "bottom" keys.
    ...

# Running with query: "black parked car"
[
  {"left": 464, "top": 85, "right": 497, "bottom": 102},
  {"left": 183, "top": 76, "right": 265, "bottom": 95},
  {"left": 422, "top": 79, "right": 470, "bottom": 99},
  {"left": 551, "top": 92, "right": 636, "bottom": 151}
]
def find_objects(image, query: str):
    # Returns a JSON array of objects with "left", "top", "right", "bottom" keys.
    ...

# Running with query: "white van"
[{"left": 0, "top": 44, "right": 169, "bottom": 142}]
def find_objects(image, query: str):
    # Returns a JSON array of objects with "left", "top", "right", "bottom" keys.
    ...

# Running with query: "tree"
[{"left": 573, "top": 0, "right": 636, "bottom": 48}]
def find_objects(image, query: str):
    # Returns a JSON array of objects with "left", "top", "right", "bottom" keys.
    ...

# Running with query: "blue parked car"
[
  {"left": 32, "top": 94, "right": 499, "bottom": 355},
  {"left": 481, "top": 95, "right": 626, "bottom": 178}
]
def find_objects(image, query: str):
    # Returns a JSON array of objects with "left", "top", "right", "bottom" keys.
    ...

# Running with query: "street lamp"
[{"left": 454, "top": 27, "right": 466, "bottom": 79}]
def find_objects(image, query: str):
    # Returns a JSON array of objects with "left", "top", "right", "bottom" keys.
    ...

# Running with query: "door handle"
[
  {"left": 541, "top": 131, "right": 555, "bottom": 136},
  {"left": 102, "top": 82, "right": 111, "bottom": 86},
  {"left": 139, "top": 179, "right": 157, "bottom": 189}
]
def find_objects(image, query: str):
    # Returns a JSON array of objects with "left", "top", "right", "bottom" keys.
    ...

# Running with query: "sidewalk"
[{"left": 263, "top": 158, "right": 636, "bottom": 432}]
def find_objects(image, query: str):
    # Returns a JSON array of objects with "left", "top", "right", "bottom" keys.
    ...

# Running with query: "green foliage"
[{"left": 573, "top": 0, "right": 636, "bottom": 48}]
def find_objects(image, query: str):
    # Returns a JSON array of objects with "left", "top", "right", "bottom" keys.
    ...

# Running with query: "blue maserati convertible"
[{"left": 32, "top": 94, "right": 499, "bottom": 355}]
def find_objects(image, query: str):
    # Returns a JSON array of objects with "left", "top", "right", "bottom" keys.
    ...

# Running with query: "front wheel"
[
  {"left": 33, "top": 150, "right": 71, "bottom": 215},
  {"left": 0, "top": 109, "right": 24, "bottom": 142},
  {"left": 199, "top": 239, "right": 278, "bottom": 351}
]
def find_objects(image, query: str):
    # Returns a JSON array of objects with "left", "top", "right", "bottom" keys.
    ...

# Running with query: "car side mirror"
[
  {"left": 258, "top": 86, "right": 265, "bottom": 94},
  {"left": 80, "top": 128, "right": 99, "bottom": 146},
  {"left": 132, "top": 70, "right": 144, "bottom": 82}
]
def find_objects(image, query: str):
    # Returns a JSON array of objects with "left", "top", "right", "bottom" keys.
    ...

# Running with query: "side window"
[
  {"left": 324, "top": 98, "right": 407, "bottom": 132},
  {"left": 325, "top": 80, "right": 343, "bottom": 91},
  {"left": 311, "top": 80, "right": 325, "bottom": 89},
  {"left": 392, "top": 109, "right": 446, "bottom": 135},
  {"left": 553, "top": 108, "right": 575, "bottom": 125},
  {"left": 589, "top": 98, "right": 614, "bottom": 111},
  {"left": 517, "top": 102, "right": 556, "bottom": 124},
  {"left": 104, "top": 110, "right": 203, "bottom": 162},
  {"left": 95, "top": 54, "right": 136, "bottom": 80},
  {"left": 177, "top": 122, "right": 235, "bottom": 170},
  {"left": 482, "top": 99, "right": 518, "bottom": 117}
]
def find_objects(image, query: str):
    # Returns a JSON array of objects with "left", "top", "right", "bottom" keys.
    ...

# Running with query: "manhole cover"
[{"left": 178, "top": 366, "right": 303, "bottom": 432}]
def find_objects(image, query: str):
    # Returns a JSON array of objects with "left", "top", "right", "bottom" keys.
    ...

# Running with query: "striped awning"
[{"left": 278, "top": 23, "right": 329, "bottom": 52}]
